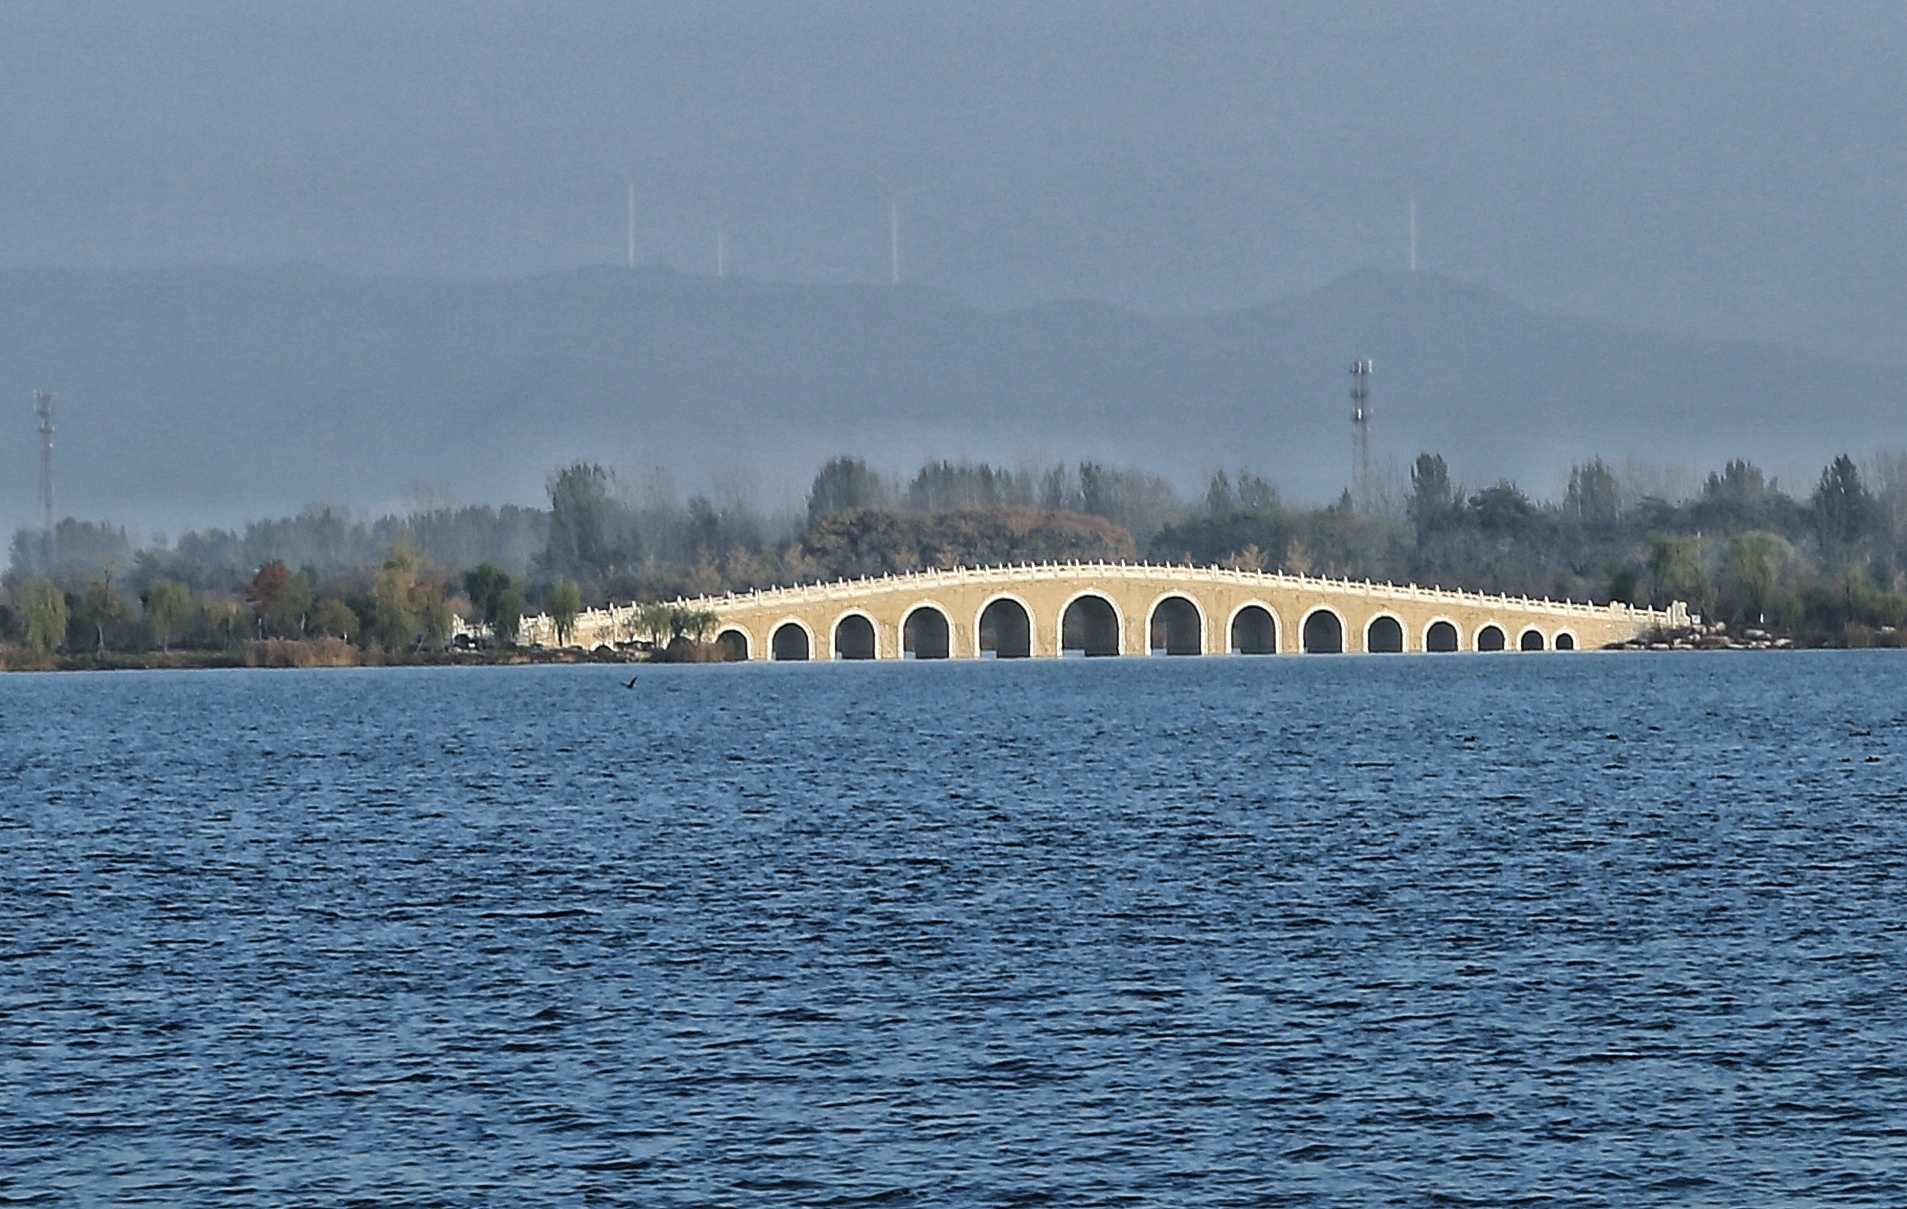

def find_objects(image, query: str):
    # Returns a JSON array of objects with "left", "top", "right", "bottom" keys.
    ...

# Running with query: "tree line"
[
  {"left": 5, "top": 450, "right": 1907, "bottom": 657},
  {"left": 1150, "top": 453, "right": 1907, "bottom": 644}
]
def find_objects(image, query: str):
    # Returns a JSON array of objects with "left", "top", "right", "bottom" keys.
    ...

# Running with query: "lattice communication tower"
[
  {"left": 1348, "top": 360, "right": 1373, "bottom": 511},
  {"left": 34, "top": 390, "right": 56, "bottom": 534}
]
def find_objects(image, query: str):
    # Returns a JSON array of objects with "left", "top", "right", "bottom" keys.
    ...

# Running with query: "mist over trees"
[
  {"left": 7, "top": 448, "right": 1907, "bottom": 658},
  {"left": 7, "top": 505, "right": 544, "bottom": 593}
]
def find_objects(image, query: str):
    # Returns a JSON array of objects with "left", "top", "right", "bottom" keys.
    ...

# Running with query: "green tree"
[
  {"left": 1705, "top": 458, "right": 1772, "bottom": 506},
  {"left": 635, "top": 601, "right": 674, "bottom": 647},
  {"left": 142, "top": 579, "right": 192, "bottom": 652},
  {"left": 462, "top": 561, "right": 517, "bottom": 645},
  {"left": 1564, "top": 457, "right": 1622, "bottom": 525},
  {"left": 550, "top": 580, "right": 583, "bottom": 645},
  {"left": 204, "top": 600, "right": 252, "bottom": 649},
  {"left": 463, "top": 562, "right": 510, "bottom": 616},
  {"left": 1700, "top": 460, "right": 1777, "bottom": 517},
  {"left": 807, "top": 456, "right": 890, "bottom": 525},
  {"left": 310, "top": 597, "right": 360, "bottom": 641},
  {"left": 272, "top": 578, "right": 312, "bottom": 636},
  {"left": 670, "top": 606, "right": 719, "bottom": 643},
  {"left": 23, "top": 581, "right": 68, "bottom": 652},
  {"left": 1235, "top": 471, "right": 1278, "bottom": 513},
  {"left": 1648, "top": 535, "right": 1713, "bottom": 615},
  {"left": 543, "top": 462, "right": 628, "bottom": 581},
  {"left": 1469, "top": 481, "right": 1537, "bottom": 535},
  {"left": 904, "top": 460, "right": 1034, "bottom": 511},
  {"left": 1408, "top": 453, "right": 1461, "bottom": 537},
  {"left": 415, "top": 582, "right": 455, "bottom": 650},
  {"left": 492, "top": 586, "right": 525, "bottom": 645},
  {"left": 1073, "top": 462, "right": 1182, "bottom": 540},
  {"left": 800, "top": 506, "right": 1135, "bottom": 580},
  {"left": 1812, "top": 454, "right": 1874, "bottom": 562},
  {"left": 73, "top": 580, "right": 125, "bottom": 653},
  {"left": 1720, "top": 531, "right": 1791, "bottom": 624},
  {"left": 371, "top": 548, "right": 423, "bottom": 648},
  {"left": 1204, "top": 470, "right": 1235, "bottom": 516}
]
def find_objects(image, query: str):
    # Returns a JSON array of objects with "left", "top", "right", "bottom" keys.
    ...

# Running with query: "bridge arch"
[
  {"left": 1228, "top": 602, "right": 1279, "bottom": 654},
  {"left": 1060, "top": 590, "right": 1123, "bottom": 657},
  {"left": 771, "top": 619, "right": 814, "bottom": 661},
  {"left": 1475, "top": 623, "right": 1507, "bottom": 652},
  {"left": 902, "top": 603, "right": 952, "bottom": 659},
  {"left": 1519, "top": 627, "right": 1546, "bottom": 652},
  {"left": 715, "top": 627, "right": 751, "bottom": 661},
  {"left": 1301, "top": 606, "right": 1346, "bottom": 654},
  {"left": 832, "top": 610, "right": 878, "bottom": 660},
  {"left": 1554, "top": 630, "right": 1577, "bottom": 651},
  {"left": 1365, "top": 612, "right": 1405, "bottom": 653},
  {"left": 1147, "top": 592, "right": 1204, "bottom": 655},
  {"left": 976, "top": 593, "right": 1034, "bottom": 659},
  {"left": 1424, "top": 618, "right": 1460, "bottom": 652}
]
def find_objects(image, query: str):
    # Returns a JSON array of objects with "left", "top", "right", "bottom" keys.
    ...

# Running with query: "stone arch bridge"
[{"left": 520, "top": 563, "right": 1680, "bottom": 659}]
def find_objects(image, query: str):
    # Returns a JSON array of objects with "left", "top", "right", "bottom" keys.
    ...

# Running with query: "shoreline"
[
  {"left": 7, "top": 640, "right": 1894, "bottom": 673},
  {"left": 0, "top": 642, "right": 646, "bottom": 673}
]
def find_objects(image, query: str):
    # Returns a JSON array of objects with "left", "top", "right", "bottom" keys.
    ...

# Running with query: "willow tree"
[
  {"left": 550, "top": 581, "right": 582, "bottom": 646},
  {"left": 23, "top": 582, "right": 67, "bottom": 652},
  {"left": 143, "top": 579, "right": 191, "bottom": 652}
]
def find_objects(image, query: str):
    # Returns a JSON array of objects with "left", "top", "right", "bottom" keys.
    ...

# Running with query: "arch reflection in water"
[
  {"left": 1302, "top": 609, "right": 1343, "bottom": 653},
  {"left": 1366, "top": 615, "right": 1404, "bottom": 653},
  {"left": 1149, "top": 596, "right": 1201, "bottom": 655},
  {"left": 902, "top": 607, "right": 950, "bottom": 659},
  {"left": 1426, "top": 620, "right": 1460, "bottom": 652},
  {"left": 978, "top": 598, "right": 1031, "bottom": 659},
  {"left": 1061, "top": 594, "right": 1120, "bottom": 657},
  {"left": 833, "top": 614, "right": 876, "bottom": 660},
  {"left": 771, "top": 623, "right": 810, "bottom": 661},
  {"left": 1230, "top": 605, "right": 1276, "bottom": 654}
]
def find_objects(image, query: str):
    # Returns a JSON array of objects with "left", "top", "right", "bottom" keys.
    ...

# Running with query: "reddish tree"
[{"left": 246, "top": 560, "right": 295, "bottom": 617}]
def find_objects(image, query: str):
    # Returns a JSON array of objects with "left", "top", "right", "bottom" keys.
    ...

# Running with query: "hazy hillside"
[{"left": 2, "top": 265, "right": 1902, "bottom": 534}]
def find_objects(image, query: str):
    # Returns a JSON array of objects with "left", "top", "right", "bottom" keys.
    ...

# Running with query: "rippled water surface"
[{"left": 5, "top": 654, "right": 1907, "bottom": 1206}]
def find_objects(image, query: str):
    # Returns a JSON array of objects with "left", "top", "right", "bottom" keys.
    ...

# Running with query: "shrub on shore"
[{"left": 242, "top": 638, "right": 362, "bottom": 668}]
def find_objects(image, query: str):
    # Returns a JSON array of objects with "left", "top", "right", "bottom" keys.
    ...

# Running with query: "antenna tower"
[
  {"left": 34, "top": 390, "right": 56, "bottom": 534},
  {"left": 1349, "top": 360, "right": 1373, "bottom": 511}
]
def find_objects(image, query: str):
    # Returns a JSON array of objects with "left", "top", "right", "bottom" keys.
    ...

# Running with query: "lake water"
[{"left": 4, "top": 654, "right": 1906, "bottom": 1206}]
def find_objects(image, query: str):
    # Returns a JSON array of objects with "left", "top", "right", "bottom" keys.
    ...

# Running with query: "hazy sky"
[{"left": 4, "top": 1, "right": 1907, "bottom": 360}]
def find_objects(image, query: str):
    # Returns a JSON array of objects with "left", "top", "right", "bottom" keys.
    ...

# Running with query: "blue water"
[{"left": 4, "top": 654, "right": 1906, "bottom": 1206}]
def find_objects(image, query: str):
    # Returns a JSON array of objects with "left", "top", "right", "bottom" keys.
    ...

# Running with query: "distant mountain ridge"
[{"left": 1, "top": 265, "right": 1901, "bottom": 534}]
